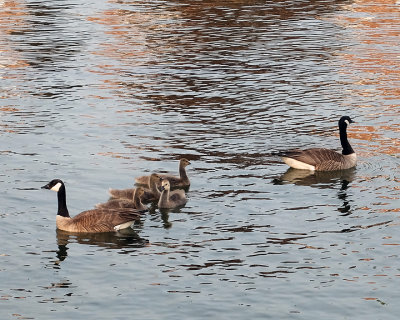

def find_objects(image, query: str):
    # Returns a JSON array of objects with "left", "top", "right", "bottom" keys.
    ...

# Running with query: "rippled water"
[{"left": 1, "top": 0, "right": 399, "bottom": 319}]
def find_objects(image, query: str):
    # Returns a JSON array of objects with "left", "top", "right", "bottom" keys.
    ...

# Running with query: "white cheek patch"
[
  {"left": 51, "top": 182, "right": 62, "bottom": 192},
  {"left": 345, "top": 120, "right": 350, "bottom": 125}
]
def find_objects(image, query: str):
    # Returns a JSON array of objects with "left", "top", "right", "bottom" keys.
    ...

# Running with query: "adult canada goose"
[
  {"left": 96, "top": 187, "right": 147, "bottom": 211},
  {"left": 158, "top": 179, "right": 187, "bottom": 209},
  {"left": 135, "top": 158, "right": 191, "bottom": 188},
  {"left": 109, "top": 173, "right": 161, "bottom": 203},
  {"left": 281, "top": 116, "right": 357, "bottom": 171},
  {"left": 42, "top": 179, "right": 141, "bottom": 233}
]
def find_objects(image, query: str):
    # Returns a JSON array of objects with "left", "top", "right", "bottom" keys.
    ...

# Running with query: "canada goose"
[
  {"left": 281, "top": 116, "right": 357, "bottom": 171},
  {"left": 109, "top": 173, "right": 161, "bottom": 203},
  {"left": 158, "top": 179, "right": 187, "bottom": 209},
  {"left": 42, "top": 179, "right": 141, "bottom": 233},
  {"left": 96, "top": 187, "right": 147, "bottom": 211},
  {"left": 135, "top": 158, "right": 191, "bottom": 188}
]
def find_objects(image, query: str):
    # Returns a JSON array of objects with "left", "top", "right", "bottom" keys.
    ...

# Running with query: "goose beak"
[{"left": 41, "top": 183, "right": 50, "bottom": 189}]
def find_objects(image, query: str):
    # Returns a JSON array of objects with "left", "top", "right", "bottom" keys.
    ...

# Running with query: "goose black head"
[
  {"left": 339, "top": 116, "right": 355, "bottom": 127},
  {"left": 41, "top": 179, "right": 64, "bottom": 192}
]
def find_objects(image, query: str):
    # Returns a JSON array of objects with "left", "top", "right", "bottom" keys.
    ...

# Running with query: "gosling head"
[
  {"left": 339, "top": 116, "right": 355, "bottom": 127},
  {"left": 41, "top": 179, "right": 64, "bottom": 192},
  {"left": 136, "top": 187, "right": 145, "bottom": 197},
  {"left": 180, "top": 158, "right": 191, "bottom": 167},
  {"left": 150, "top": 173, "right": 161, "bottom": 182},
  {"left": 160, "top": 179, "right": 171, "bottom": 192}
]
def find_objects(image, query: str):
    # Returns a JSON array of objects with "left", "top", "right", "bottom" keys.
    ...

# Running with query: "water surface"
[{"left": 1, "top": 0, "right": 399, "bottom": 319}]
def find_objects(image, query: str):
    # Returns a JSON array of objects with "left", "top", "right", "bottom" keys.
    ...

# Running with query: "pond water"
[{"left": 1, "top": 0, "right": 399, "bottom": 319}]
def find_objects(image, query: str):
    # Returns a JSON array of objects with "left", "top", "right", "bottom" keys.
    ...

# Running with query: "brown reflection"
[
  {"left": 275, "top": 168, "right": 356, "bottom": 216},
  {"left": 181, "top": 258, "right": 243, "bottom": 271},
  {"left": 274, "top": 167, "right": 356, "bottom": 188},
  {"left": 87, "top": 0, "right": 350, "bottom": 105},
  {"left": 51, "top": 228, "right": 148, "bottom": 266}
]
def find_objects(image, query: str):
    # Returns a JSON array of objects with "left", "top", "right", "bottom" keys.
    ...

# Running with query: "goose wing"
[
  {"left": 283, "top": 148, "right": 343, "bottom": 166},
  {"left": 71, "top": 208, "right": 141, "bottom": 232}
]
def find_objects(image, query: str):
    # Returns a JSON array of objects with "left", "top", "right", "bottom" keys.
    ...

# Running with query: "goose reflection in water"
[
  {"left": 54, "top": 228, "right": 148, "bottom": 264},
  {"left": 273, "top": 167, "right": 356, "bottom": 216}
]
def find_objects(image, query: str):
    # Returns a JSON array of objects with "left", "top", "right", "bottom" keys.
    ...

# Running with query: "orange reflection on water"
[
  {"left": 0, "top": 0, "right": 29, "bottom": 71},
  {"left": 332, "top": 1, "right": 400, "bottom": 157}
]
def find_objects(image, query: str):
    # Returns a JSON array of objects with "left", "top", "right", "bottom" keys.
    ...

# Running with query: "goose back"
[
  {"left": 282, "top": 148, "right": 357, "bottom": 171},
  {"left": 56, "top": 208, "right": 140, "bottom": 232}
]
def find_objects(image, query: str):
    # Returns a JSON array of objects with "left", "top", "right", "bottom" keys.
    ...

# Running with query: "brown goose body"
[
  {"left": 42, "top": 179, "right": 141, "bottom": 233},
  {"left": 281, "top": 116, "right": 357, "bottom": 171},
  {"left": 282, "top": 148, "right": 357, "bottom": 171},
  {"left": 96, "top": 187, "right": 147, "bottom": 211},
  {"left": 55, "top": 208, "right": 140, "bottom": 233},
  {"left": 158, "top": 179, "right": 187, "bottom": 209},
  {"left": 135, "top": 158, "right": 191, "bottom": 189}
]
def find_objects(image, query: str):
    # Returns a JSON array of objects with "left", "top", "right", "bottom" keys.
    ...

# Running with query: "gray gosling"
[
  {"left": 158, "top": 179, "right": 187, "bottom": 209},
  {"left": 96, "top": 187, "right": 147, "bottom": 211},
  {"left": 42, "top": 179, "right": 141, "bottom": 233},
  {"left": 135, "top": 158, "right": 191, "bottom": 188},
  {"left": 281, "top": 116, "right": 357, "bottom": 171},
  {"left": 108, "top": 173, "right": 161, "bottom": 203}
]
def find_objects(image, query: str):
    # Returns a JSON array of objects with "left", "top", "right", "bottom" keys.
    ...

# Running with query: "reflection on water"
[
  {"left": 274, "top": 167, "right": 356, "bottom": 188},
  {"left": 56, "top": 228, "right": 147, "bottom": 254},
  {"left": 274, "top": 167, "right": 356, "bottom": 216},
  {"left": 1, "top": 0, "right": 400, "bottom": 319}
]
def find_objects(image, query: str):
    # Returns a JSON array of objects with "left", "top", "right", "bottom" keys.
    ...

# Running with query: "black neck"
[
  {"left": 339, "top": 122, "right": 354, "bottom": 155},
  {"left": 57, "top": 185, "right": 70, "bottom": 217}
]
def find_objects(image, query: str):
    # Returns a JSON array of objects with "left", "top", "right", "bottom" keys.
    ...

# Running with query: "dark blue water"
[{"left": 1, "top": 0, "right": 399, "bottom": 319}]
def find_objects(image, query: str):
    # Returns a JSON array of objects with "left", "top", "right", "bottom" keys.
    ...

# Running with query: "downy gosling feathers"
[
  {"left": 109, "top": 173, "right": 161, "bottom": 203},
  {"left": 135, "top": 158, "right": 191, "bottom": 189},
  {"left": 96, "top": 187, "right": 147, "bottom": 211},
  {"left": 158, "top": 179, "right": 187, "bottom": 209}
]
